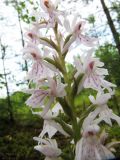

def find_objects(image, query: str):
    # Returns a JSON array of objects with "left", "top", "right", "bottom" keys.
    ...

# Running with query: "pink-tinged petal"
[
  {"left": 34, "top": 138, "right": 61, "bottom": 157},
  {"left": 94, "top": 106, "right": 113, "bottom": 126},
  {"left": 83, "top": 74, "right": 102, "bottom": 91},
  {"left": 34, "top": 145, "right": 61, "bottom": 157},
  {"left": 25, "top": 89, "right": 48, "bottom": 108},
  {"left": 74, "top": 21, "right": 86, "bottom": 34},
  {"left": 23, "top": 43, "right": 42, "bottom": 60},
  {"left": 48, "top": 77, "right": 67, "bottom": 97},
  {"left": 96, "top": 68, "right": 108, "bottom": 76},
  {"left": 78, "top": 34, "right": 97, "bottom": 47},
  {"left": 26, "top": 94, "right": 45, "bottom": 107},
  {"left": 33, "top": 137, "right": 50, "bottom": 145},
  {"left": 83, "top": 49, "right": 94, "bottom": 68},
  {"left": 96, "top": 60, "right": 104, "bottom": 67},
  {"left": 95, "top": 93, "right": 111, "bottom": 105},
  {"left": 40, "top": 0, "right": 49, "bottom": 12},
  {"left": 102, "top": 79, "right": 116, "bottom": 88},
  {"left": 40, "top": 120, "right": 57, "bottom": 138},
  {"left": 24, "top": 26, "right": 41, "bottom": 44},
  {"left": 71, "top": 14, "right": 79, "bottom": 31},
  {"left": 75, "top": 139, "right": 83, "bottom": 160},
  {"left": 27, "top": 61, "right": 54, "bottom": 82},
  {"left": 82, "top": 109, "right": 101, "bottom": 130},
  {"left": 64, "top": 17, "right": 71, "bottom": 32},
  {"left": 83, "top": 124, "right": 100, "bottom": 137},
  {"left": 47, "top": 120, "right": 69, "bottom": 137}
]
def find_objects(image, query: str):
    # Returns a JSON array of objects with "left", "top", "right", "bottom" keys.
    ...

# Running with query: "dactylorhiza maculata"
[{"left": 23, "top": 0, "right": 120, "bottom": 159}]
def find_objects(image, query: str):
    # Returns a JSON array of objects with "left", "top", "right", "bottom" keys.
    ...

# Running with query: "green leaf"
[
  {"left": 31, "top": 16, "right": 36, "bottom": 22},
  {"left": 40, "top": 37, "right": 59, "bottom": 52},
  {"left": 72, "top": 74, "right": 84, "bottom": 97},
  {"left": 20, "top": 2, "right": 25, "bottom": 9},
  {"left": 57, "top": 98, "right": 74, "bottom": 120},
  {"left": 64, "top": 34, "right": 72, "bottom": 46},
  {"left": 54, "top": 117, "right": 73, "bottom": 136}
]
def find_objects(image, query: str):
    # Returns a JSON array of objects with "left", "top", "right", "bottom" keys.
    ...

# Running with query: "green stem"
[{"left": 53, "top": 25, "right": 80, "bottom": 144}]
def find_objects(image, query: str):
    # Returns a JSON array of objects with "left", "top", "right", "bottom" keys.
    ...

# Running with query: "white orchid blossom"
[
  {"left": 74, "top": 50, "right": 116, "bottom": 93},
  {"left": 39, "top": 0, "right": 64, "bottom": 28},
  {"left": 89, "top": 93, "right": 120, "bottom": 126},
  {"left": 40, "top": 118, "right": 69, "bottom": 138},
  {"left": 75, "top": 124, "right": 115, "bottom": 160},
  {"left": 32, "top": 103, "right": 68, "bottom": 138},
  {"left": 34, "top": 138, "right": 61, "bottom": 160},
  {"left": 24, "top": 26, "right": 40, "bottom": 44},
  {"left": 25, "top": 77, "right": 66, "bottom": 116},
  {"left": 23, "top": 43, "right": 56, "bottom": 82},
  {"left": 22, "top": 1, "right": 120, "bottom": 159},
  {"left": 63, "top": 16, "right": 97, "bottom": 52}
]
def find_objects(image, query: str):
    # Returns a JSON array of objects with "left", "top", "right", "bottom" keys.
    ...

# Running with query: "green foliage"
[
  {"left": 0, "top": 89, "right": 120, "bottom": 159},
  {"left": 6, "top": 0, "right": 38, "bottom": 23},
  {"left": 96, "top": 43, "right": 120, "bottom": 86},
  {"left": 0, "top": 121, "right": 43, "bottom": 160},
  {"left": 87, "top": 14, "right": 95, "bottom": 24},
  {"left": 0, "top": 91, "right": 44, "bottom": 160},
  {"left": 106, "top": 125, "right": 120, "bottom": 157},
  {"left": 111, "top": 1, "right": 120, "bottom": 24}
]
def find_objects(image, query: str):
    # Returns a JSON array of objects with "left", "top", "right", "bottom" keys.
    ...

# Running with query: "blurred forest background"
[{"left": 0, "top": 0, "right": 120, "bottom": 159}]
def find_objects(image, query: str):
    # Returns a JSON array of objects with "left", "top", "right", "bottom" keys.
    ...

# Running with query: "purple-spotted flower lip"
[
  {"left": 82, "top": 124, "right": 100, "bottom": 138},
  {"left": 74, "top": 50, "right": 116, "bottom": 93},
  {"left": 24, "top": 77, "right": 66, "bottom": 116}
]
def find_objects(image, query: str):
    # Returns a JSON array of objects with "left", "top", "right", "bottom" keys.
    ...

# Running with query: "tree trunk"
[
  {"left": 16, "top": 0, "right": 28, "bottom": 72},
  {"left": 100, "top": 0, "right": 120, "bottom": 55}
]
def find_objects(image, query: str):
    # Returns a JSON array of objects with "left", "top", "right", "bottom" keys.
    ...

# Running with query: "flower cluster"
[{"left": 23, "top": 0, "right": 120, "bottom": 159}]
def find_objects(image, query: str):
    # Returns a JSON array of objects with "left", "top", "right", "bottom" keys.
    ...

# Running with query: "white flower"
[
  {"left": 89, "top": 93, "right": 120, "bottom": 126},
  {"left": 40, "top": 119, "right": 69, "bottom": 138},
  {"left": 74, "top": 50, "right": 116, "bottom": 93},
  {"left": 32, "top": 103, "right": 69, "bottom": 138},
  {"left": 25, "top": 77, "right": 66, "bottom": 116},
  {"left": 32, "top": 102, "right": 63, "bottom": 119},
  {"left": 75, "top": 124, "right": 115, "bottom": 160},
  {"left": 39, "top": 0, "right": 64, "bottom": 28},
  {"left": 23, "top": 43, "right": 42, "bottom": 60},
  {"left": 34, "top": 138, "right": 61, "bottom": 159},
  {"left": 63, "top": 17, "right": 97, "bottom": 52},
  {"left": 24, "top": 26, "right": 40, "bottom": 44},
  {"left": 23, "top": 43, "right": 55, "bottom": 82}
]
